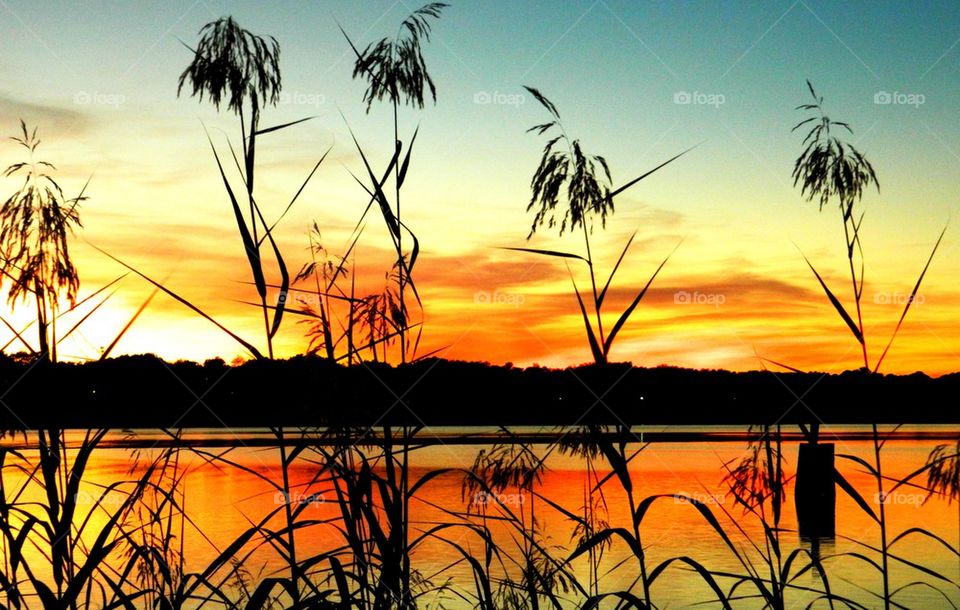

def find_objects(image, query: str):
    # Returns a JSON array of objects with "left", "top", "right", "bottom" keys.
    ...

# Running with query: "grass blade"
[
  {"left": 99, "top": 285, "right": 161, "bottom": 359},
  {"left": 262, "top": 146, "right": 332, "bottom": 243},
  {"left": 801, "top": 253, "right": 864, "bottom": 345},
  {"left": 834, "top": 468, "right": 879, "bottom": 523},
  {"left": 597, "top": 231, "right": 636, "bottom": 308},
  {"left": 607, "top": 145, "right": 698, "bottom": 200},
  {"left": 398, "top": 125, "right": 420, "bottom": 188},
  {"left": 874, "top": 223, "right": 947, "bottom": 372},
  {"left": 501, "top": 246, "right": 589, "bottom": 264},
  {"left": 88, "top": 242, "right": 264, "bottom": 359},
  {"left": 253, "top": 116, "right": 314, "bottom": 137},
  {"left": 603, "top": 240, "right": 681, "bottom": 355},
  {"left": 248, "top": 195, "right": 289, "bottom": 340},
  {"left": 569, "top": 268, "right": 604, "bottom": 364},
  {"left": 57, "top": 286, "right": 120, "bottom": 345},
  {"left": 205, "top": 128, "right": 266, "bottom": 300},
  {"left": 0, "top": 314, "right": 35, "bottom": 354}
]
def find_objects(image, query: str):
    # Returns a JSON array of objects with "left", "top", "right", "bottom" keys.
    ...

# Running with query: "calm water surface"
[{"left": 4, "top": 426, "right": 959, "bottom": 609}]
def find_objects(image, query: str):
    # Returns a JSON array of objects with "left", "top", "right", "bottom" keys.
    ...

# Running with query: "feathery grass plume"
[
  {"left": 513, "top": 87, "right": 689, "bottom": 364},
  {"left": 927, "top": 441, "right": 960, "bottom": 503},
  {"left": 179, "top": 16, "right": 322, "bottom": 359},
  {"left": 177, "top": 16, "right": 281, "bottom": 114},
  {"left": 524, "top": 87, "right": 612, "bottom": 239},
  {"left": 926, "top": 440, "right": 960, "bottom": 579},
  {"left": 464, "top": 432, "right": 578, "bottom": 608},
  {"left": 0, "top": 121, "right": 87, "bottom": 362},
  {"left": 792, "top": 80, "right": 878, "bottom": 216},
  {"left": 351, "top": 2, "right": 449, "bottom": 112},
  {"left": 292, "top": 224, "right": 413, "bottom": 364},
  {"left": 293, "top": 222, "right": 361, "bottom": 362},
  {"left": 722, "top": 425, "right": 786, "bottom": 525}
]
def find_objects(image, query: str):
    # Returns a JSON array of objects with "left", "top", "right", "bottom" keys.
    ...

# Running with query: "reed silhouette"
[
  {"left": 177, "top": 16, "right": 331, "bottom": 360},
  {"left": 338, "top": 2, "right": 449, "bottom": 364},
  {"left": 509, "top": 87, "right": 691, "bottom": 365},
  {"left": 787, "top": 80, "right": 947, "bottom": 384},
  {"left": 0, "top": 122, "right": 87, "bottom": 363},
  {"left": 0, "top": 7, "right": 958, "bottom": 610},
  {"left": 779, "top": 80, "right": 950, "bottom": 540}
]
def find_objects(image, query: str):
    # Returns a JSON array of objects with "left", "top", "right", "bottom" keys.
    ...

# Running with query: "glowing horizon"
[{"left": 1, "top": 0, "right": 958, "bottom": 374}]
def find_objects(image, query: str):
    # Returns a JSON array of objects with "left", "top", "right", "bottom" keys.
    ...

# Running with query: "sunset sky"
[{"left": 1, "top": 0, "right": 958, "bottom": 374}]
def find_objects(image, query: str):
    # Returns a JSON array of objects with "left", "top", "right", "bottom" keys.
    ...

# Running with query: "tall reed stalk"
[
  {"left": 833, "top": 426, "right": 960, "bottom": 609},
  {"left": 341, "top": 2, "right": 448, "bottom": 364},
  {"left": 510, "top": 88, "right": 690, "bottom": 364},
  {"left": 177, "top": 17, "right": 328, "bottom": 360},
  {"left": 790, "top": 80, "right": 947, "bottom": 435},
  {"left": 0, "top": 121, "right": 88, "bottom": 363}
]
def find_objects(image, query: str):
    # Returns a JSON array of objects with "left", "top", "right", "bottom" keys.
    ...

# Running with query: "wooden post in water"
[{"left": 795, "top": 442, "right": 836, "bottom": 537}]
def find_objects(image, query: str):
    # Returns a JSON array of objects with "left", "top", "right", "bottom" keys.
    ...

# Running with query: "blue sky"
[{"left": 1, "top": 0, "right": 958, "bottom": 371}]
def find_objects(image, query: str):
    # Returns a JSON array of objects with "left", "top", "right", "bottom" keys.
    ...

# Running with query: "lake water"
[{"left": 2, "top": 425, "right": 959, "bottom": 608}]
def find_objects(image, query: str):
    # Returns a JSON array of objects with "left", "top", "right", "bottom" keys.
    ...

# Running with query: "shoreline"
[{"left": 2, "top": 355, "right": 958, "bottom": 429}]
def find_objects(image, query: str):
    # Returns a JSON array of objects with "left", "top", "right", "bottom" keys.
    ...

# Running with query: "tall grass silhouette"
[
  {"left": 790, "top": 80, "right": 947, "bottom": 379},
  {"left": 338, "top": 2, "right": 449, "bottom": 364},
  {"left": 0, "top": 121, "right": 88, "bottom": 363},
  {"left": 828, "top": 426, "right": 960, "bottom": 609},
  {"left": 95, "top": 17, "right": 332, "bottom": 361},
  {"left": 509, "top": 87, "right": 690, "bottom": 365},
  {"left": 0, "top": 426, "right": 956, "bottom": 608},
  {"left": 175, "top": 16, "right": 329, "bottom": 360},
  {"left": 782, "top": 80, "right": 950, "bottom": 541},
  {"left": 0, "top": 430, "right": 184, "bottom": 608}
]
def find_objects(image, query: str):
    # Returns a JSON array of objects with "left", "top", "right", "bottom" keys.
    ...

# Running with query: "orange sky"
[{"left": 1, "top": 1, "right": 958, "bottom": 375}]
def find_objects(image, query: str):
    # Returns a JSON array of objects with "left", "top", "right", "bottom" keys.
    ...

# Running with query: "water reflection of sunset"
[{"left": 2, "top": 435, "right": 945, "bottom": 607}]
